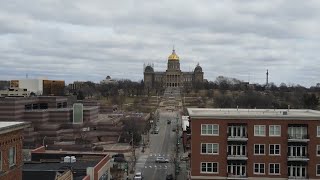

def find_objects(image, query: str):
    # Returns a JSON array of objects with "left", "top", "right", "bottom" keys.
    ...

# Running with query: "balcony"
[
  {"left": 287, "top": 153, "right": 309, "bottom": 162},
  {"left": 227, "top": 134, "right": 248, "bottom": 142},
  {"left": 227, "top": 154, "right": 248, "bottom": 161},
  {"left": 288, "top": 176, "right": 308, "bottom": 180},
  {"left": 227, "top": 174, "right": 248, "bottom": 180},
  {"left": 288, "top": 134, "right": 309, "bottom": 143}
]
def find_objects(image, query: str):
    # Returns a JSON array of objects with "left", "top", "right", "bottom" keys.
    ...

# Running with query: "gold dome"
[{"left": 168, "top": 49, "right": 179, "bottom": 61}]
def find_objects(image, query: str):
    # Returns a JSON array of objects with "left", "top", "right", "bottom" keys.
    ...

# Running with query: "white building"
[
  {"left": 100, "top": 76, "right": 117, "bottom": 85},
  {"left": 10, "top": 79, "right": 44, "bottom": 95}
]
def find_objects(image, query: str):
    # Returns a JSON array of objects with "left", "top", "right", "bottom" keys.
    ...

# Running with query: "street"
[{"left": 135, "top": 88, "right": 182, "bottom": 180}]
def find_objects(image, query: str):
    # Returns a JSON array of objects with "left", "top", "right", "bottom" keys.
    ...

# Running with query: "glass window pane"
[
  {"left": 207, "top": 125, "right": 212, "bottom": 134},
  {"left": 201, "top": 163, "right": 206, "bottom": 172},
  {"left": 208, "top": 144, "right": 212, "bottom": 153},
  {"left": 207, "top": 163, "right": 212, "bottom": 172},
  {"left": 202, "top": 144, "right": 206, "bottom": 153},
  {"left": 202, "top": 125, "right": 206, "bottom": 134},
  {"left": 261, "top": 164, "right": 264, "bottom": 173}
]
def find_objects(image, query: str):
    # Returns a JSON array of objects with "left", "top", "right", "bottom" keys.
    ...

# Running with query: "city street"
[{"left": 134, "top": 88, "right": 182, "bottom": 180}]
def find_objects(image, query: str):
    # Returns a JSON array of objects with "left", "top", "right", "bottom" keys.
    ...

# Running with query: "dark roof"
[{"left": 23, "top": 161, "right": 99, "bottom": 171}]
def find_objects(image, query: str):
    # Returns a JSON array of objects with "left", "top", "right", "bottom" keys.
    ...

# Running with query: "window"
[
  {"left": 269, "top": 125, "right": 281, "bottom": 136},
  {"left": 254, "top": 163, "right": 265, "bottom": 174},
  {"left": 318, "top": 126, "right": 320, "bottom": 137},
  {"left": 228, "top": 144, "right": 246, "bottom": 156},
  {"left": 254, "top": 144, "right": 265, "bottom": 155},
  {"left": 288, "top": 165, "right": 306, "bottom": 178},
  {"left": 201, "top": 162, "right": 218, "bottom": 173},
  {"left": 254, "top": 125, "right": 266, "bottom": 136},
  {"left": 201, "top": 143, "right": 219, "bottom": 154},
  {"left": 269, "top": 163, "right": 280, "bottom": 175},
  {"left": 269, "top": 144, "right": 280, "bottom": 155},
  {"left": 288, "top": 126, "right": 307, "bottom": 139},
  {"left": 317, "top": 145, "right": 320, "bottom": 156},
  {"left": 317, "top": 164, "right": 320, "bottom": 176},
  {"left": 228, "top": 162, "right": 246, "bottom": 176},
  {"left": 288, "top": 145, "right": 307, "bottom": 157},
  {"left": 228, "top": 125, "right": 247, "bottom": 138},
  {"left": 9, "top": 146, "right": 16, "bottom": 167},
  {"left": 201, "top": 124, "right": 219, "bottom": 135}
]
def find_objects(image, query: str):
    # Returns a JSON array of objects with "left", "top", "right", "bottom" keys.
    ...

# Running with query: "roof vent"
[{"left": 283, "top": 111, "right": 288, "bottom": 115}]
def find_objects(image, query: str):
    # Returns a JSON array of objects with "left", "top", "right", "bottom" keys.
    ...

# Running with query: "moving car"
[
  {"left": 152, "top": 128, "right": 159, "bottom": 134},
  {"left": 134, "top": 172, "right": 143, "bottom": 180},
  {"left": 156, "top": 156, "right": 169, "bottom": 163}
]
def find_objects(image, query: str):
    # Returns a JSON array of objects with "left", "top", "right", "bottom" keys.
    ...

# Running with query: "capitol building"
[{"left": 144, "top": 49, "right": 204, "bottom": 89}]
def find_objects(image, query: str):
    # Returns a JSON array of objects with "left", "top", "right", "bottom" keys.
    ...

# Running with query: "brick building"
[
  {"left": 0, "top": 121, "right": 30, "bottom": 180},
  {"left": 187, "top": 108, "right": 320, "bottom": 180},
  {"left": 0, "top": 97, "right": 99, "bottom": 148},
  {"left": 23, "top": 146, "right": 111, "bottom": 180}
]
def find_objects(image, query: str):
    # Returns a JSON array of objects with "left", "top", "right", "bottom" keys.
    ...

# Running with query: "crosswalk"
[
  {"left": 148, "top": 153, "right": 171, "bottom": 157},
  {"left": 135, "top": 154, "right": 173, "bottom": 171},
  {"left": 143, "top": 164, "right": 172, "bottom": 169}
]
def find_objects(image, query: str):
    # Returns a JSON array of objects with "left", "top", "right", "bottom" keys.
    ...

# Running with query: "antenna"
[{"left": 266, "top": 69, "right": 269, "bottom": 86}]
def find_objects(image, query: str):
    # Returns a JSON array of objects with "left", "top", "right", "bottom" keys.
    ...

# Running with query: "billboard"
[{"left": 73, "top": 103, "right": 83, "bottom": 124}]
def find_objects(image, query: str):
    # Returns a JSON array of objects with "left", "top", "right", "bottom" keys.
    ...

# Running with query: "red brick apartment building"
[
  {"left": 0, "top": 121, "right": 30, "bottom": 180},
  {"left": 187, "top": 108, "right": 320, "bottom": 180}
]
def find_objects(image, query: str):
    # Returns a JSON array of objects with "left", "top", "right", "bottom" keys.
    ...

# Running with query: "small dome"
[
  {"left": 144, "top": 65, "right": 154, "bottom": 72},
  {"left": 194, "top": 64, "right": 202, "bottom": 72},
  {"left": 168, "top": 49, "right": 179, "bottom": 61}
]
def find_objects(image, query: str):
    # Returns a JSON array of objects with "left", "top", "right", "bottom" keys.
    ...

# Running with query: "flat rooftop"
[
  {"left": 187, "top": 108, "right": 320, "bottom": 120},
  {"left": 0, "top": 121, "right": 30, "bottom": 135},
  {"left": 23, "top": 160, "right": 100, "bottom": 171}
]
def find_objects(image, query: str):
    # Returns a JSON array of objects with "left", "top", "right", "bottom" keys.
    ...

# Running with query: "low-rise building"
[
  {"left": 0, "top": 88, "right": 30, "bottom": 97},
  {"left": 188, "top": 108, "right": 320, "bottom": 180},
  {"left": 23, "top": 146, "right": 111, "bottom": 180},
  {"left": 0, "top": 121, "right": 30, "bottom": 180}
]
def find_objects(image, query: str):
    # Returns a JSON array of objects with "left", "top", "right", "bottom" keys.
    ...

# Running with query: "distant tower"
[{"left": 266, "top": 69, "right": 269, "bottom": 86}]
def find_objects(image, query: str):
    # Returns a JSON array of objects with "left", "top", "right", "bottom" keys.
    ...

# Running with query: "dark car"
[
  {"left": 166, "top": 174, "right": 174, "bottom": 180},
  {"left": 167, "top": 120, "right": 171, "bottom": 124},
  {"left": 113, "top": 157, "right": 126, "bottom": 162},
  {"left": 112, "top": 153, "right": 124, "bottom": 158}
]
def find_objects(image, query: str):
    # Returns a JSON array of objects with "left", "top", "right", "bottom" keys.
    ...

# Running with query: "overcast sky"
[{"left": 0, "top": 0, "right": 319, "bottom": 87}]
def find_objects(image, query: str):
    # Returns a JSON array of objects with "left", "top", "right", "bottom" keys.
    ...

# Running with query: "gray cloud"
[{"left": 0, "top": 0, "right": 319, "bottom": 87}]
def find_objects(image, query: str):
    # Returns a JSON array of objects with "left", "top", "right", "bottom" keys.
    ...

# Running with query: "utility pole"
[{"left": 131, "top": 132, "right": 135, "bottom": 173}]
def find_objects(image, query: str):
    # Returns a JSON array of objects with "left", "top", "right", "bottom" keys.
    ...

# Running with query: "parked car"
[
  {"left": 167, "top": 120, "right": 171, "bottom": 124},
  {"left": 156, "top": 157, "right": 169, "bottom": 163},
  {"left": 112, "top": 153, "right": 124, "bottom": 158},
  {"left": 113, "top": 157, "right": 126, "bottom": 162},
  {"left": 134, "top": 172, "right": 143, "bottom": 180},
  {"left": 152, "top": 128, "right": 159, "bottom": 134},
  {"left": 165, "top": 174, "right": 174, "bottom": 180}
]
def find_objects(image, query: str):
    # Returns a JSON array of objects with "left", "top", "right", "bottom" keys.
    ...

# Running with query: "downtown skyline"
[{"left": 0, "top": 0, "right": 320, "bottom": 87}]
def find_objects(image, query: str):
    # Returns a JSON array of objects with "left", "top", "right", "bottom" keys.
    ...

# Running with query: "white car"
[
  {"left": 134, "top": 172, "right": 143, "bottom": 180},
  {"left": 156, "top": 157, "right": 169, "bottom": 163}
]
